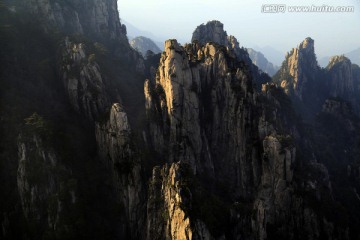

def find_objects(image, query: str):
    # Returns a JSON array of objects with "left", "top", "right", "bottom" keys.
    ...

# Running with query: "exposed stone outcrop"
[
  {"left": 143, "top": 36, "right": 350, "bottom": 239},
  {"left": 191, "top": 20, "right": 249, "bottom": 64},
  {"left": 253, "top": 136, "right": 296, "bottom": 239},
  {"left": 18, "top": 135, "right": 62, "bottom": 227},
  {"left": 146, "top": 163, "right": 212, "bottom": 240},
  {"left": 252, "top": 86, "right": 338, "bottom": 239},
  {"left": 145, "top": 39, "right": 260, "bottom": 198},
  {"left": 60, "top": 37, "right": 110, "bottom": 120},
  {"left": 17, "top": 114, "right": 78, "bottom": 237},
  {"left": 145, "top": 40, "right": 202, "bottom": 174},
  {"left": 327, "top": 56, "right": 354, "bottom": 97},
  {"left": 326, "top": 56, "right": 360, "bottom": 112},
  {"left": 21, "top": 0, "right": 128, "bottom": 42},
  {"left": 95, "top": 103, "right": 144, "bottom": 239},
  {"left": 273, "top": 39, "right": 360, "bottom": 118},
  {"left": 191, "top": 20, "right": 228, "bottom": 47},
  {"left": 130, "top": 36, "right": 162, "bottom": 57},
  {"left": 3, "top": 0, "right": 360, "bottom": 236},
  {"left": 191, "top": 21, "right": 271, "bottom": 89},
  {"left": 19, "top": 0, "right": 145, "bottom": 76},
  {"left": 274, "top": 37, "right": 320, "bottom": 100}
]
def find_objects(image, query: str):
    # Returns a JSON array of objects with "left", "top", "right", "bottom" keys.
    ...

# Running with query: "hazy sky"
[{"left": 118, "top": 0, "right": 360, "bottom": 60}]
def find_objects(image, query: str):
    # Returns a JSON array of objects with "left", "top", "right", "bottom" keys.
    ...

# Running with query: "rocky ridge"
[
  {"left": 326, "top": 56, "right": 360, "bottom": 112},
  {"left": 192, "top": 20, "right": 271, "bottom": 89},
  {"left": 247, "top": 48, "right": 279, "bottom": 76},
  {"left": 130, "top": 36, "right": 162, "bottom": 57},
  {"left": 273, "top": 37, "right": 320, "bottom": 100},
  {"left": 20, "top": 0, "right": 128, "bottom": 42},
  {"left": 95, "top": 103, "right": 144, "bottom": 238},
  {"left": 17, "top": 114, "right": 80, "bottom": 238},
  {"left": 143, "top": 37, "right": 343, "bottom": 239},
  {"left": 60, "top": 37, "right": 111, "bottom": 120},
  {"left": 273, "top": 37, "right": 360, "bottom": 118}
]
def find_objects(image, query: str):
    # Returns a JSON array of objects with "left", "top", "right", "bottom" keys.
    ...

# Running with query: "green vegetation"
[
  {"left": 94, "top": 42, "right": 108, "bottom": 55},
  {"left": 276, "top": 134, "right": 294, "bottom": 149},
  {"left": 23, "top": 113, "right": 53, "bottom": 141},
  {"left": 174, "top": 163, "right": 231, "bottom": 238},
  {"left": 88, "top": 53, "right": 96, "bottom": 64},
  {"left": 191, "top": 191, "right": 230, "bottom": 237},
  {"left": 114, "top": 157, "right": 135, "bottom": 175}
]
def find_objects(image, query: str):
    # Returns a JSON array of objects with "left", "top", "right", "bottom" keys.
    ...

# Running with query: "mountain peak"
[
  {"left": 129, "top": 36, "right": 162, "bottom": 57},
  {"left": 299, "top": 37, "right": 314, "bottom": 50},
  {"left": 191, "top": 20, "right": 228, "bottom": 46},
  {"left": 274, "top": 37, "right": 319, "bottom": 100},
  {"left": 327, "top": 55, "right": 351, "bottom": 69}
]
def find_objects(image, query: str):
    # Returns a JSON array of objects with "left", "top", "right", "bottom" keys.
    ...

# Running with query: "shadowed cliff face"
[
  {"left": 326, "top": 56, "right": 360, "bottom": 113},
  {"left": 0, "top": 0, "right": 146, "bottom": 239},
  {"left": 19, "top": 0, "right": 128, "bottom": 42},
  {"left": 327, "top": 56, "right": 354, "bottom": 97},
  {"left": 95, "top": 103, "right": 144, "bottom": 238}
]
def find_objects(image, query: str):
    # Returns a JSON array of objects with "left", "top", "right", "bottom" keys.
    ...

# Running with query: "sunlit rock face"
[
  {"left": 141, "top": 34, "right": 352, "bottom": 239},
  {"left": 273, "top": 38, "right": 360, "bottom": 118},
  {"left": 274, "top": 37, "right": 320, "bottom": 100},
  {"left": 144, "top": 39, "right": 259, "bottom": 198}
]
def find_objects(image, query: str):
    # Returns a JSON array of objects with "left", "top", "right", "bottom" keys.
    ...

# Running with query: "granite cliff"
[
  {"left": 192, "top": 20, "right": 271, "bottom": 89},
  {"left": 273, "top": 38, "right": 360, "bottom": 118},
  {"left": 273, "top": 37, "right": 320, "bottom": 101},
  {"left": 142, "top": 37, "right": 348, "bottom": 239}
]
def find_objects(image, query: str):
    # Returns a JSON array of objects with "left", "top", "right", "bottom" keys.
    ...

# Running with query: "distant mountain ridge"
[
  {"left": 122, "top": 19, "right": 164, "bottom": 50},
  {"left": 345, "top": 47, "right": 360, "bottom": 66},
  {"left": 252, "top": 45, "right": 284, "bottom": 66},
  {"left": 273, "top": 37, "right": 360, "bottom": 118},
  {"left": 130, "top": 36, "right": 162, "bottom": 57},
  {"left": 247, "top": 48, "right": 279, "bottom": 76},
  {"left": 319, "top": 48, "right": 360, "bottom": 67}
]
